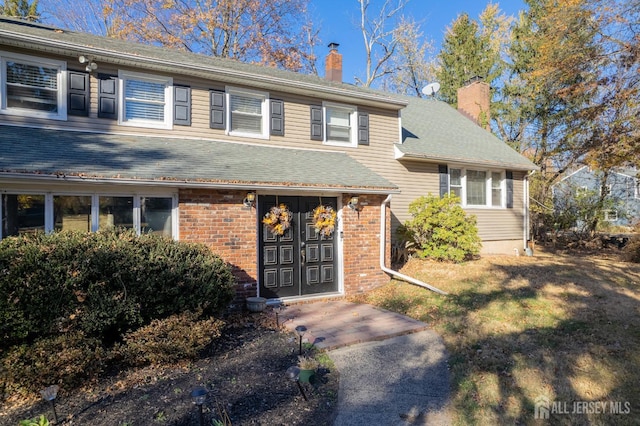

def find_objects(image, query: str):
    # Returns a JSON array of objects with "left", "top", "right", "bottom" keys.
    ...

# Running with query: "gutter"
[
  {"left": 0, "top": 172, "right": 399, "bottom": 195},
  {"left": 379, "top": 195, "right": 448, "bottom": 295}
]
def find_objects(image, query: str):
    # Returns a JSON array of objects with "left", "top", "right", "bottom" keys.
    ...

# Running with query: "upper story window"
[
  {"left": 449, "top": 167, "right": 505, "bottom": 208},
  {"left": 228, "top": 87, "right": 268, "bottom": 138},
  {"left": 118, "top": 70, "right": 172, "bottom": 129},
  {"left": 325, "top": 103, "right": 357, "bottom": 147},
  {"left": 0, "top": 52, "right": 67, "bottom": 120},
  {"left": 310, "top": 103, "right": 368, "bottom": 147}
]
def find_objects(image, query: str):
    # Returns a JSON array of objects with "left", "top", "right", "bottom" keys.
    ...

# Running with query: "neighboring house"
[
  {"left": 0, "top": 17, "right": 536, "bottom": 305},
  {"left": 552, "top": 166, "right": 640, "bottom": 228}
]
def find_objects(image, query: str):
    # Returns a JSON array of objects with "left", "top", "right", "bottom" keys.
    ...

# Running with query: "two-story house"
[{"left": 0, "top": 17, "right": 536, "bottom": 305}]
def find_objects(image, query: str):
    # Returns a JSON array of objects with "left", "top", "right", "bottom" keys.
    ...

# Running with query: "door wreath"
[
  {"left": 262, "top": 203, "right": 292, "bottom": 235},
  {"left": 313, "top": 205, "right": 337, "bottom": 237}
]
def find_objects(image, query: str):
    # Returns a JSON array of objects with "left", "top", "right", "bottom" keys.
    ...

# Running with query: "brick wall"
[
  {"left": 341, "top": 194, "right": 391, "bottom": 295},
  {"left": 179, "top": 188, "right": 258, "bottom": 307},
  {"left": 178, "top": 189, "right": 391, "bottom": 305}
]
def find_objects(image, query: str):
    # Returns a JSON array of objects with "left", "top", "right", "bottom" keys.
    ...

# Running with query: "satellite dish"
[{"left": 421, "top": 82, "right": 440, "bottom": 96}]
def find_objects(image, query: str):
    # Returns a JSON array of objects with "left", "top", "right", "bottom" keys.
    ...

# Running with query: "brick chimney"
[
  {"left": 325, "top": 42, "right": 342, "bottom": 83},
  {"left": 457, "top": 77, "right": 491, "bottom": 131}
]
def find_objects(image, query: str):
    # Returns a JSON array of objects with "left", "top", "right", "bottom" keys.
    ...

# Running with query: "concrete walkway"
[{"left": 281, "top": 301, "right": 451, "bottom": 425}]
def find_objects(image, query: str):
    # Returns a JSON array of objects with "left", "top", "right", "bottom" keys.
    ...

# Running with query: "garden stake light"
[
  {"left": 295, "top": 325, "right": 307, "bottom": 355},
  {"left": 40, "top": 385, "right": 59, "bottom": 424},
  {"left": 285, "top": 366, "right": 307, "bottom": 401},
  {"left": 191, "top": 386, "right": 207, "bottom": 426}
]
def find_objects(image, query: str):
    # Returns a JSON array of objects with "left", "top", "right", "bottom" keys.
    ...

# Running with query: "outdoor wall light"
[
  {"left": 78, "top": 55, "right": 98, "bottom": 72},
  {"left": 191, "top": 386, "right": 207, "bottom": 426},
  {"left": 243, "top": 192, "right": 256, "bottom": 207},
  {"left": 40, "top": 385, "right": 59, "bottom": 424},
  {"left": 348, "top": 195, "right": 360, "bottom": 211}
]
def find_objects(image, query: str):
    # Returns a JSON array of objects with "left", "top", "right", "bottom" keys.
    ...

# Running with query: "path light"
[
  {"left": 285, "top": 365, "right": 307, "bottom": 401},
  {"left": 295, "top": 325, "right": 307, "bottom": 355},
  {"left": 40, "top": 385, "right": 59, "bottom": 424},
  {"left": 273, "top": 302, "right": 285, "bottom": 327},
  {"left": 191, "top": 386, "right": 207, "bottom": 426}
]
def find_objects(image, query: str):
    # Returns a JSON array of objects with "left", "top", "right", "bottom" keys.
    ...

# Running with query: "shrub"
[
  {"left": 0, "top": 228, "right": 235, "bottom": 347},
  {"left": 1, "top": 332, "right": 105, "bottom": 397},
  {"left": 114, "top": 311, "right": 225, "bottom": 366},
  {"left": 402, "top": 194, "right": 481, "bottom": 262}
]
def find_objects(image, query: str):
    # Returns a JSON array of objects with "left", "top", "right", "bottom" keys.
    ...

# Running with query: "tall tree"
[
  {"left": 1, "top": 0, "right": 39, "bottom": 21},
  {"left": 40, "top": 0, "right": 318, "bottom": 73},
  {"left": 435, "top": 4, "right": 510, "bottom": 108}
]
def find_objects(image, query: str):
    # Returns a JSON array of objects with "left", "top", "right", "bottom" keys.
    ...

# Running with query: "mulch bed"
[{"left": 1, "top": 312, "right": 339, "bottom": 425}]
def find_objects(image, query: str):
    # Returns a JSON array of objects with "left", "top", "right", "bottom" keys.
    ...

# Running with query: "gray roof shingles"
[
  {"left": 397, "top": 95, "right": 538, "bottom": 171},
  {"left": 0, "top": 125, "right": 397, "bottom": 191}
]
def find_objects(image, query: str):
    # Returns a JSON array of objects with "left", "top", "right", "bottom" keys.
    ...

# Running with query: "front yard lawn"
[{"left": 350, "top": 248, "right": 640, "bottom": 425}]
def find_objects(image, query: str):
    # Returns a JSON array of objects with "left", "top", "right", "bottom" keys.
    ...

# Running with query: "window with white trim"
[
  {"left": 324, "top": 102, "right": 357, "bottom": 147},
  {"left": 0, "top": 52, "right": 67, "bottom": 120},
  {"left": 227, "top": 87, "right": 268, "bottom": 138},
  {"left": 1, "top": 192, "right": 177, "bottom": 240},
  {"left": 448, "top": 167, "right": 505, "bottom": 208},
  {"left": 603, "top": 209, "right": 618, "bottom": 221},
  {"left": 119, "top": 70, "right": 172, "bottom": 129}
]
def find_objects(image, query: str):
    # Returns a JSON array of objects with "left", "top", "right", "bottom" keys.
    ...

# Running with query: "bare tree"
[
  {"left": 384, "top": 16, "right": 436, "bottom": 96},
  {"left": 355, "top": 0, "right": 408, "bottom": 87}
]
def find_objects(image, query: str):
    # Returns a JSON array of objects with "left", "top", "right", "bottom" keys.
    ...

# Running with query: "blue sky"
[{"left": 311, "top": 0, "right": 526, "bottom": 83}]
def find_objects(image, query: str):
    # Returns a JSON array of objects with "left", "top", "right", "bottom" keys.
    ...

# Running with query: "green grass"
[{"left": 350, "top": 250, "right": 640, "bottom": 425}]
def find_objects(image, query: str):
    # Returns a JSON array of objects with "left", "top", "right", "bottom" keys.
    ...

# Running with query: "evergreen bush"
[
  {"left": 0, "top": 229, "right": 235, "bottom": 347},
  {"left": 402, "top": 194, "right": 481, "bottom": 262}
]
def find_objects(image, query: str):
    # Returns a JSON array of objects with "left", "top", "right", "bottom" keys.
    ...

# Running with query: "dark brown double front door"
[{"left": 258, "top": 196, "right": 338, "bottom": 299}]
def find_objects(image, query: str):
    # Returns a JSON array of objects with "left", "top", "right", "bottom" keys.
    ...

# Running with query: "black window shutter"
[
  {"left": 310, "top": 105, "right": 323, "bottom": 140},
  {"left": 67, "top": 71, "right": 89, "bottom": 116},
  {"left": 270, "top": 99, "right": 284, "bottom": 136},
  {"left": 210, "top": 90, "right": 225, "bottom": 129},
  {"left": 439, "top": 164, "right": 449, "bottom": 198},
  {"left": 506, "top": 170, "right": 514, "bottom": 208},
  {"left": 97, "top": 74, "right": 117, "bottom": 120},
  {"left": 173, "top": 86, "right": 191, "bottom": 126},
  {"left": 357, "top": 111, "right": 369, "bottom": 145}
]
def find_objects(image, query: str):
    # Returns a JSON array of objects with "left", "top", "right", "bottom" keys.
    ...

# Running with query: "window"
[
  {"left": 99, "top": 196, "right": 134, "bottom": 230},
  {"left": 449, "top": 168, "right": 462, "bottom": 199},
  {"left": 1, "top": 192, "right": 176, "bottom": 240},
  {"left": 324, "top": 103, "right": 357, "bottom": 146},
  {"left": 119, "top": 71, "right": 172, "bottom": 129},
  {"left": 54, "top": 195, "right": 92, "bottom": 232},
  {"left": 1, "top": 194, "right": 45, "bottom": 237},
  {"left": 228, "top": 87, "right": 268, "bottom": 138},
  {"left": 141, "top": 197, "right": 173, "bottom": 235},
  {"left": 447, "top": 167, "right": 505, "bottom": 208},
  {"left": 1, "top": 52, "right": 66, "bottom": 120},
  {"left": 603, "top": 209, "right": 618, "bottom": 221}
]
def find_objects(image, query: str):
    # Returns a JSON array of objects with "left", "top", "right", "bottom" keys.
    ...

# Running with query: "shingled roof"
[
  {"left": 396, "top": 95, "right": 538, "bottom": 171},
  {"left": 0, "top": 125, "right": 398, "bottom": 193}
]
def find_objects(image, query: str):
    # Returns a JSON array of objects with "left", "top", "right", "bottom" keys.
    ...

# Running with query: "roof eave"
[
  {"left": 0, "top": 30, "right": 408, "bottom": 111},
  {"left": 396, "top": 150, "right": 539, "bottom": 172},
  {"left": 0, "top": 172, "right": 400, "bottom": 195}
]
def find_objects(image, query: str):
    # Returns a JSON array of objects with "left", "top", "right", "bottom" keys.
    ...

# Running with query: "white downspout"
[{"left": 380, "top": 195, "right": 448, "bottom": 295}]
